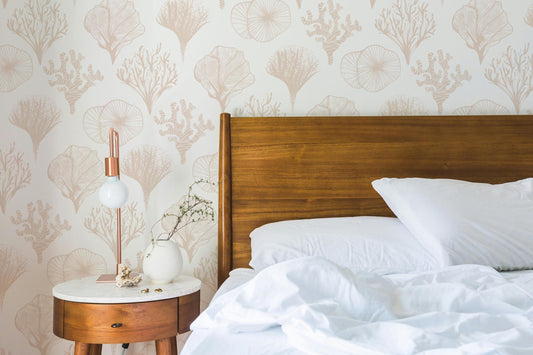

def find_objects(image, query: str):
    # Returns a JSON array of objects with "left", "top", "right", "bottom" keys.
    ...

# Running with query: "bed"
[{"left": 182, "top": 113, "right": 533, "bottom": 355}]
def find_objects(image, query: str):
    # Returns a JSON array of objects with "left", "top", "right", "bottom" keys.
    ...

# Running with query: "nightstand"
[{"left": 53, "top": 275, "right": 201, "bottom": 355}]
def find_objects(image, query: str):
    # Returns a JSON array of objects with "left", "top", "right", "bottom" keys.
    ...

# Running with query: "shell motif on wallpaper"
[
  {"left": 192, "top": 154, "right": 218, "bottom": 193},
  {"left": 307, "top": 95, "right": 359, "bottom": 116},
  {"left": 452, "top": 99, "right": 510, "bottom": 115},
  {"left": 47, "top": 248, "right": 107, "bottom": 286},
  {"left": 83, "top": 99, "right": 143, "bottom": 145},
  {"left": 231, "top": 0, "right": 291, "bottom": 42},
  {"left": 341, "top": 45, "right": 401, "bottom": 92},
  {"left": 0, "top": 45, "right": 32, "bottom": 92}
]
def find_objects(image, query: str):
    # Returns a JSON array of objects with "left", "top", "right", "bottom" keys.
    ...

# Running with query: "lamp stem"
[{"left": 116, "top": 207, "right": 122, "bottom": 274}]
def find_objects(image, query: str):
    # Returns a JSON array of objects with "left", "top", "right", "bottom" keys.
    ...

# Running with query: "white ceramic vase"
[{"left": 142, "top": 239, "right": 183, "bottom": 284}]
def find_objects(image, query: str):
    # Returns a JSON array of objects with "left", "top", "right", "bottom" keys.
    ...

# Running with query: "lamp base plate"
[{"left": 96, "top": 274, "right": 116, "bottom": 283}]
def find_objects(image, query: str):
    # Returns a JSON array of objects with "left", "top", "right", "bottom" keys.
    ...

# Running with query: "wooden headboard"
[{"left": 218, "top": 113, "right": 533, "bottom": 286}]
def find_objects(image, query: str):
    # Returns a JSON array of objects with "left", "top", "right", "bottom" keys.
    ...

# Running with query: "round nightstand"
[{"left": 53, "top": 275, "right": 201, "bottom": 355}]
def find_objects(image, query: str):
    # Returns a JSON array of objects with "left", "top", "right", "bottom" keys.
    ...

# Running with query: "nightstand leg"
[
  {"left": 155, "top": 336, "right": 177, "bottom": 355},
  {"left": 74, "top": 342, "right": 102, "bottom": 355}
]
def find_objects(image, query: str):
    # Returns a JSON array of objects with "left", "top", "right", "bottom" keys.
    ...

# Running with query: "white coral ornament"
[{"left": 115, "top": 263, "right": 142, "bottom": 287}]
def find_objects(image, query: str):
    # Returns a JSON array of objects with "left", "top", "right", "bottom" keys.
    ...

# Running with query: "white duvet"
[{"left": 190, "top": 257, "right": 533, "bottom": 355}]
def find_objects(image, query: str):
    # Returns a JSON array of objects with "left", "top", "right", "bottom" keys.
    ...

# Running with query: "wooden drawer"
[{"left": 54, "top": 298, "right": 178, "bottom": 344}]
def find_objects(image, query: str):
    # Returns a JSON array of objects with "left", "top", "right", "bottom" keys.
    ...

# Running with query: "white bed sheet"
[{"left": 182, "top": 259, "right": 533, "bottom": 355}]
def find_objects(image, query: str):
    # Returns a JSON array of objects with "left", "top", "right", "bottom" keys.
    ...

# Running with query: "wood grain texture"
[
  {"left": 178, "top": 290, "right": 200, "bottom": 333},
  {"left": 155, "top": 337, "right": 177, "bottom": 355},
  {"left": 218, "top": 113, "right": 533, "bottom": 285},
  {"left": 73, "top": 343, "right": 102, "bottom": 355}
]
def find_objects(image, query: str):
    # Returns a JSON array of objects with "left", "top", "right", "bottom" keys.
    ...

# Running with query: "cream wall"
[{"left": 0, "top": 0, "right": 532, "bottom": 354}]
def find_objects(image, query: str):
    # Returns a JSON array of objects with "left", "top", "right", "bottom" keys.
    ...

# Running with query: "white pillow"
[
  {"left": 372, "top": 177, "right": 533, "bottom": 270},
  {"left": 249, "top": 216, "right": 441, "bottom": 273}
]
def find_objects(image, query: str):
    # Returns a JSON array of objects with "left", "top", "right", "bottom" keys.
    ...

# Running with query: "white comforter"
[{"left": 190, "top": 257, "right": 533, "bottom": 355}]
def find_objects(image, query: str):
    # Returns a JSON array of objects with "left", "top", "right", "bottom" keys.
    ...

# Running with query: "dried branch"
[
  {"left": 84, "top": 0, "right": 145, "bottom": 64},
  {"left": 192, "top": 154, "right": 218, "bottom": 193},
  {"left": 84, "top": 202, "right": 144, "bottom": 260},
  {"left": 0, "top": 143, "right": 31, "bottom": 214},
  {"left": 375, "top": 0, "right": 436, "bottom": 64},
  {"left": 11, "top": 200, "right": 71, "bottom": 264},
  {"left": 157, "top": 0, "right": 208, "bottom": 60},
  {"left": 411, "top": 50, "right": 471, "bottom": 114},
  {"left": 7, "top": 0, "right": 68, "bottom": 64},
  {"left": 266, "top": 47, "right": 319, "bottom": 110},
  {"left": 121, "top": 145, "right": 172, "bottom": 206},
  {"left": 43, "top": 50, "right": 103, "bottom": 114},
  {"left": 9, "top": 96, "right": 61, "bottom": 160},
  {"left": 15, "top": 294, "right": 59, "bottom": 355},
  {"left": 485, "top": 45, "right": 533, "bottom": 114},
  {"left": 154, "top": 100, "right": 214, "bottom": 164},
  {"left": 0, "top": 246, "right": 27, "bottom": 310},
  {"left": 117, "top": 44, "right": 178, "bottom": 114},
  {"left": 234, "top": 93, "right": 282, "bottom": 117},
  {"left": 302, "top": 0, "right": 361, "bottom": 65}
]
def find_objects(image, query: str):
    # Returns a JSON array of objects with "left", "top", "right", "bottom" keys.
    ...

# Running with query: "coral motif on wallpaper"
[
  {"left": 47, "top": 248, "right": 107, "bottom": 286},
  {"left": 485, "top": 45, "right": 533, "bottom": 114},
  {"left": 84, "top": 0, "right": 145, "bottom": 64},
  {"left": 48, "top": 145, "right": 104, "bottom": 213},
  {"left": 117, "top": 44, "right": 178, "bottom": 114},
  {"left": 380, "top": 96, "right": 428, "bottom": 116},
  {"left": 195, "top": 46, "right": 255, "bottom": 111},
  {"left": 0, "top": 45, "right": 32, "bottom": 92},
  {"left": 9, "top": 97, "right": 61, "bottom": 160},
  {"left": 302, "top": 0, "right": 361, "bottom": 65},
  {"left": 0, "top": 246, "right": 27, "bottom": 310},
  {"left": 308, "top": 95, "right": 359, "bottom": 116},
  {"left": 232, "top": 0, "right": 291, "bottom": 42},
  {"left": 15, "top": 294, "right": 59, "bottom": 355},
  {"left": 44, "top": 50, "right": 103, "bottom": 114},
  {"left": 7, "top": 0, "right": 68, "bottom": 64},
  {"left": 0, "top": 143, "right": 31, "bottom": 214},
  {"left": 234, "top": 93, "right": 283, "bottom": 117},
  {"left": 526, "top": 4, "right": 533, "bottom": 27},
  {"left": 375, "top": 0, "right": 435, "bottom": 64},
  {"left": 83, "top": 99, "right": 143, "bottom": 145},
  {"left": 154, "top": 100, "right": 214, "bottom": 164},
  {"left": 121, "top": 145, "right": 172, "bottom": 206},
  {"left": 452, "top": 0, "right": 512, "bottom": 63},
  {"left": 267, "top": 46, "right": 318, "bottom": 110},
  {"left": 11, "top": 200, "right": 71, "bottom": 264},
  {"left": 158, "top": 0, "right": 208, "bottom": 59}
]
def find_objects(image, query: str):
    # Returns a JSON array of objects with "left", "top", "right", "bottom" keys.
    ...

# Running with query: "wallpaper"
[{"left": 0, "top": 0, "right": 532, "bottom": 354}]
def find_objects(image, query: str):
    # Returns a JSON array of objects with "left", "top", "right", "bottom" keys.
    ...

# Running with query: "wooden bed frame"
[{"left": 217, "top": 112, "right": 533, "bottom": 286}]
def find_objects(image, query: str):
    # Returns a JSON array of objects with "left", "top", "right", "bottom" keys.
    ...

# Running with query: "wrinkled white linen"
[{"left": 190, "top": 257, "right": 533, "bottom": 355}]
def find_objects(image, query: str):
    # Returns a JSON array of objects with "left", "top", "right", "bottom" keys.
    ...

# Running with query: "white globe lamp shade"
[{"left": 99, "top": 176, "right": 128, "bottom": 208}]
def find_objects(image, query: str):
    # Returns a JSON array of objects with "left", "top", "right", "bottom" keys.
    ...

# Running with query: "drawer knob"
[{"left": 111, "top": 323, "right": 123, "bottom": 328}]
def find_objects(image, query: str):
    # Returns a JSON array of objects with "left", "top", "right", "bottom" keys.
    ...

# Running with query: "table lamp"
[{"left": 96, "top": 128, "right": 128, "bottom": 283}]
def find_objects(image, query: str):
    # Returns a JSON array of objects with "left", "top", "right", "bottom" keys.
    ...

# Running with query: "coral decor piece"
[
  {"left": 0, "top": 143, "right": 31, "bottom": 214},
  {"left": 307, "top": 95, "right": 359, "bottom": 116},
  {"left": 452, "top": 0, "right": 512, "bottom": 63},
  {"left": 0, "top": 246, "right": 27, "bottom": 310},
  {"left": 117, "top": 44, "right": 178, "bottom": 114},
  {"left": 411, "top": 50, "right": 471, "bottom": 114},
  {"left": 231, "top": 0, "right": 291, "bottom": 42},
  {"left": 302, "top": 0, "right": 361, "bottom": 65},
  {"left": 15, "top": 294, "right": 59, "bottom": 355},
  {"left": 266, "top": 46, "right": 319, "bottom": 110},
  {"left": 485, "top": 45, "right": 533, "bottom": 114},
  {"left": 83, "top": 202, "right": 144, "bottom": 260},
  {"left": 9, "top": 96, "right": 61, "bottom": 160},
  {"left": 375, "top": 0, "right": 436, "bottom": 64},
  {"left": 11, "top": 200, "right": 71, "bottom": 264},
  {"left": 234, "top": 93, "right": 283, "bottom": 117},
  {"left": 115, "top": 263, "right": 142, "bottom": 287},
  {"left": 83, "top": 99, "right": 143, "bottom": 145},
  {"left": 157, "top": 0, "right": 208, "bottom": 59},
  {"left": 7, "top": 0, "right": 68, "bottom": 64},
  {"left": 47, "top": 248, "right": 107, "bottom": 286},
  {"left": 0, "top": 45, "right": 32, "bottom": 92},
  {"left": 453, "top": 99, "right": 510, "bottom": 115},
  {"left": 43, "top": 50, "right": 103, "bottom": 114},
  {"left": 47, "top": 145, "right": 105, "bottom": 213},
  {"left": 121, "top": 145, "right": 172, "bottom": 206},
  {"left": 84, "top": 0, "right": 145, "bottom": 64},
  {"left": 194, "top": 46, "right": 255, "bottom": 112},
  {"left": 154, "top": 100, "right": 214, "bottom": 164}
]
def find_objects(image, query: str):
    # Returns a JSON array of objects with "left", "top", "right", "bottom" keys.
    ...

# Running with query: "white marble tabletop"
[{"left": 52, "top": 274, "right": 201, "bottom": 303}]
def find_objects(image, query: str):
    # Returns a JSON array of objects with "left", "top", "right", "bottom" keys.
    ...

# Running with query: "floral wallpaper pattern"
[{"left": 0, "top": 0, "right": 532, "bottom": 353}]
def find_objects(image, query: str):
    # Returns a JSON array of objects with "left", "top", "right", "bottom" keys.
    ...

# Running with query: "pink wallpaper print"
[{"left": 0, "top": 1, "right": 532, "bottom": 354}]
